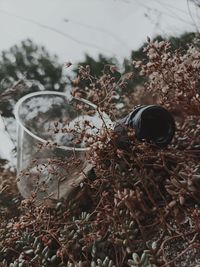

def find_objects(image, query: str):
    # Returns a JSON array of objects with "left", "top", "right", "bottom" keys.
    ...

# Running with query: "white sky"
[
  {"left": 0, "top": 0, "right": 199, "bottom": 163},
  {"left": 0, "top": 0, "right": 198, "bottom": 64}
]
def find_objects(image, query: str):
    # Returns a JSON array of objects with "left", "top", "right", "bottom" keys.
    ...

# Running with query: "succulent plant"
[
  {"left": 127, "top": 252, "right": 157, "bottom": 267},
  {"left": 1, "top": 39, "right": 200, "bottom": 267}
]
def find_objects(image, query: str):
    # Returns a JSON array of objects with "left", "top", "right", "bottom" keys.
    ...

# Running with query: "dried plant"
[
  {"left": 133, "top": 40, "right": 200, "bottom": 115},
  {"left": 1, "top": 38, "right": 200, "bottom": 267}
]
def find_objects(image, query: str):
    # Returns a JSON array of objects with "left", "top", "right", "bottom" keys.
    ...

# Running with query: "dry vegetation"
[{"left": 1, "top": 39, "right": 200, "bottom": 267}]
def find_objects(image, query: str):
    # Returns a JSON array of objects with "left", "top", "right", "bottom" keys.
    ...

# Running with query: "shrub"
[{"left": 1, "top": 38, "right": 200, "bottom": 266}]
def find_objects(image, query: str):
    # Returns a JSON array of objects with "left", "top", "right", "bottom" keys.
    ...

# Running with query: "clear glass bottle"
[{"left": 14, "top": 91, "right": 112, "bottom": 203}]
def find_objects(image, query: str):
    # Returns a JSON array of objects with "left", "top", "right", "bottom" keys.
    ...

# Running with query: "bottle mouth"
[
  {"left": 14, "top": 91, "right": 112, "bottom": 152},
  {"left": 129, "top": 105, "right": 175, "bottom": 148}
]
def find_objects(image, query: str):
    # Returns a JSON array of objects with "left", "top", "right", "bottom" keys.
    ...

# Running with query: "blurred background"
[
  {"left": 0, "top": 0, "right": 199, "bottom": 165},
  {"left": 0, "top": 0, "right": 197, "bottom": 62}
]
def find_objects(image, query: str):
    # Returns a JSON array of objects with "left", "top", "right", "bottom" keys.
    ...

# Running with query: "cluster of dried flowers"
[
  {"left": 133, "top": 40, "right": 200, "bottom": 115},
  {"left": 1, "top": 39, "right": 200, "bottom": 266}
]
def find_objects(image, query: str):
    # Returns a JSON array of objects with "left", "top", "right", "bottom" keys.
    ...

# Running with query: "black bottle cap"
[{"left": 115, "top": 105, "right": 175, "bottom": 149}]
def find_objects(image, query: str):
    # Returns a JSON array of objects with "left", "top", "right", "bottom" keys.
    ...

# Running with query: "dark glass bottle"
[{"left": 114, "top": 105, "right": 175, "bottom": 150}]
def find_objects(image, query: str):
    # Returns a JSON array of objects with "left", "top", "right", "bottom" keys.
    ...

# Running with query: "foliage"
[
  {"left": 1, "top": 37, "right": 200, "bottom": 266},
  {"left": 0, "top": 32, "right": 197, "bottom": 117},
  {"left": 0, "top": 39, "right": 66, "bottom": 117},
  {"left": 73, "top": 54, "right": 118, "bottom": 77},
  {"left": 127, "top": 251, "right": 157, "bottom": 267},
  {"left": 133, "top": 39, "right": 200, "bottom": 115},
  {"left": 72, "top": 32, "right": 198, "bottom": 96}
]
